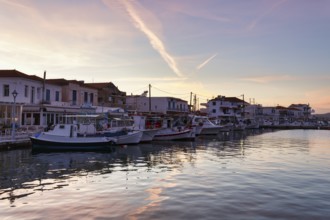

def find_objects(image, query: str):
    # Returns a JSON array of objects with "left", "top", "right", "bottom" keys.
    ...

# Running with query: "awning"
[
  {"left": 45, "top": 107, "right": 80, "bottom": 113},
  {"left": 23, "top": 105, "right": 86, "bottom": 113},
  {"left": 22, "top": 106, "right": 40, "bottom": 112}
]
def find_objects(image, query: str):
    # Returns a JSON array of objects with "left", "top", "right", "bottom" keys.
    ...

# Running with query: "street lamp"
[{"left": 11, "top": 90, "right": 18, "bottom": 141}]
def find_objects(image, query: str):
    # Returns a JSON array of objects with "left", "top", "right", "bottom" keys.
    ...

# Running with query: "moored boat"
[
  {"left": 190, "top": 115, "right": 227, "bottom": 135},
  {"left": 153, "top": 116, "right": 195, "bottom": 141},
  {"left": 100, "top": 129, "right": 143, "bottom": 145},
  {"left": 132, "top": 115, "right": 163, "bottom": 142},
  {"left": 153, "top": 127, "right": 195, "bottom": 141},
  {"left": 30, "top": 123, "right": 117, "bottom": 151}
]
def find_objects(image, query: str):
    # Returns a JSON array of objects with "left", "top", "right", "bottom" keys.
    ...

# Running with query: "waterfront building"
[
  {"left": 85, "top": 82, "right": 126, "bottom": 109},
  {"left": 244, "top": 104, "right": 263, "bottom": 123},
  {"left": 126, "top": 94, "right": 189, "bottom": 115},
  {"left": 288, "top": 104, "right": 313, "bottom": 120},
  {"left": 46, "top": 79, "right": 98, "bottom": 107},
  {"left": 202, "top": 95, "right": 249, "bottom": 123},
  {"left": 260, "top": 105, "right": 311, "bottom": 125},
  {"left": 0, "top": 70, "right": 26, "bottom": 129},
  {"left": 260, "top": 106, "right": 280, "bottom": 124},
  {"left": 0, "top": 70, "right": 99, "bottom": 130}
]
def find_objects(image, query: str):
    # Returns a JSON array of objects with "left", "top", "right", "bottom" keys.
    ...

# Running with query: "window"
[
  {"left": 212, "top": 109, "right": 216, "bottom": 113},
  {"left": 37, "top": 88, "right": 41, "bottom": 99},
  {"left": 46, "top": 89, "right": 50, "bottom": 101},
  {"left": 3, "top": 85, "right": 9, "bottom": 96},
  {"left": 55, "top": 91, "right": 60, "bottom": 101},
  {"left": 84, "top": 92, "right": 88, "bottom": 103},
  {"left": 213, "top": 101, "right": 216, "bottom": 106},
  {"left": 24, "top": 85, "right": 29, "bottom": 97},
  {"left": 31, "top": 87, "right": 35, "bottom": 103},
  {"left": 72, "top": 90, "right": 77, "bottom": 105},
  {"left": 90, "top": 93, "right": 94, "bottom": 103}
]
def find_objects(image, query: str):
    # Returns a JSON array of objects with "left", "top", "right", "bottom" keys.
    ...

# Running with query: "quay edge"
[{"left": 0, "top": 139, "right": 32, "bottom": 151}]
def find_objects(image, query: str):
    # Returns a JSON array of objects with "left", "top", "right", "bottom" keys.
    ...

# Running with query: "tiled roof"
[
  {"left": 0, "top": 69, "right": 43, "bottom": 82},
  {"left": 275, "top": 106, "right": 287, "bottom": 110},
  {"left": 46, "top": 78, "right": 69, "bottom": 85},
  {"left": 287, "top": 107, "right": 301, "bottom": 111},
  {"left": 85, "top": 82, "right": 110, "bottom": 89},
  {"left": 47, "top": 79, "right": 98, "bottom": 90},
  {"left": 210, "top": 96, "right": 248, "bottom": 104}
]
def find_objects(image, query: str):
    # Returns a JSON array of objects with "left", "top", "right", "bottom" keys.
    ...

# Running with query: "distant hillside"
[{"left": 313, "top": 113, "right": 330, "bottom": 120}]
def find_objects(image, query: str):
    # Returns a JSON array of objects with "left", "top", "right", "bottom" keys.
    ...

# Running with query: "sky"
[{"left": 0, "top": 0, "right": 330, "bottom": 113}]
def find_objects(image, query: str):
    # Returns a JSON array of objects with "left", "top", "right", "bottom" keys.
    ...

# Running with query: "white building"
[
  {"left": 244, "top": 104, "right": 263, "bottom": 121},
  {"left": 261, "top": 106, "right": 281, "bottom": 124},
  {"left": 126, "top": 95, "right": 189, "bottom": 115},
  {"left": 288, "top": 104, "right": 312, "bottom": 120},
  {"left": 203, "top": 96, "right": 248, "bottom": 122},
  {"left": 0, "top": 70, "right": 98, "bottom": 129},
  {"left": 0, "top": 70, "right": 48, "bottom": 128}
]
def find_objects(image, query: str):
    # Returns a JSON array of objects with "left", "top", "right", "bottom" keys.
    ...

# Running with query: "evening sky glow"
[{"left": 0, "top": 0, "right": 329, "bottom": 113}]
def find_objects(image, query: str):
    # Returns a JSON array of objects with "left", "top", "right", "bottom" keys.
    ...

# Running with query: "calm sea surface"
[{"left": 1, "top": 129, "right": 330, "bottom": 220}]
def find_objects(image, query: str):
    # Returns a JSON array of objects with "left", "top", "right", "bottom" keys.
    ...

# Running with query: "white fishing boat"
[
  {"left": 100, "top": 128, "right": 143, "bottom": 145},
  {"left": 153, "top": 127, "right": 195, "bottom": 141},
  {"left": 30, "top": 123, "right": 117, "bottom": 151},
  {"left": 190, "top": 115, "right": 227, "bottom": 135},
  {"left": 99, "top": 115, "right": 143, "bottom": 145},
  {"left": 132, "top": 115, "right": 162, "bottom": 142},
  {"left": 153, "top": 116, "right": 195, "bottom": 141}
]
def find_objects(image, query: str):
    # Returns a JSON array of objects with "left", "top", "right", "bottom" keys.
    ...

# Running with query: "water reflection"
[
  {"left": 0, "top": 129, "right": 290, "bottom": 205},
  {"left": 0, "top": 141, "right": 199, "bottom": 204}
]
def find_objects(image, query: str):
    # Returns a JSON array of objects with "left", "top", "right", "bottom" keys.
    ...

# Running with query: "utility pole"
[
  {"left": 190, "top": 92, "right": 193, "bottom": 112},
  {"left": 149, "top": 84, "right": 151, "bottom": 114},
  {"left": 42, "top": 71, "right": 46, "bottom": 103},
  {"left": 194, "top": 94, "right": 197, "bottom": 112},
  {"left": 197, "top": 98, "right": 199, "bottom": 111}
]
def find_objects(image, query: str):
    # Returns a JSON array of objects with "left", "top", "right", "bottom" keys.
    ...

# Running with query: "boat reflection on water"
[
  {"left": 0, "top": 141, "right": 197, "bottom": 204},
  {"left": 0, "top": 149, "right": 117, "bottom": 204},
  {"left": 0, "top": 129, "right": 269, "bottom": 205}
]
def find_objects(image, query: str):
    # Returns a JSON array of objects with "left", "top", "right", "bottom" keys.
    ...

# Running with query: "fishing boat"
[
  {"left": 153, "top": 116, "right": 195, "bottom": 141},
  {"left": 30, "top": 123, "right": 117, "bottom": 151},
  {"left": 190, "top": 115, "right": 228, "bottom": 135},
  {"left": 153, "top": 127, "right": 195, "bottom": 141},
  {"left": 99, "top": 115, "right": 143, "bottom": 145},
  {"left": 100, "top": 128, "right": 143, "bottom": 145},
  {"left": 132, "top": 115, "right": 163, "bottom": 142}
]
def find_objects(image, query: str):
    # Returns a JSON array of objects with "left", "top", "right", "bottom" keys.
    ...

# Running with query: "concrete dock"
[{"left": 0, "top": 134, "right": 32, "bottom": 150}]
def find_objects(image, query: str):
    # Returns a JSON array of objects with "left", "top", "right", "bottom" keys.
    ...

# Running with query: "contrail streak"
[
  {"left": 248, "top": 0, "right": 287, "bottom": 30},
  {"left": 197, "top": 53, "right": 217, "bottom": 70},
  {"left": 103, "top": 0, "right": 184, "bottom": 78}
]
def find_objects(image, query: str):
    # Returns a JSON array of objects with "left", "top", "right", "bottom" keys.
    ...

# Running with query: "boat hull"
[
  {"left": 193, "top": 126, "right": 227, "bottom": 135},
  {"left": 153, "top": 129, "right": 195, "bottom": 141},
  {"left": 116, "top": 130, "right": 143, "bottom": 145},
  {"left": 200, "top": 126, "right": 228, "bottom": 135},
  {"left": 30, "top": 134, "right": 116, "bottom": 151},
  {"left": 140, "top": 129, "right": 160, "bottom": 142},
  {"left": 101, "top": 130, "right": 143, "bottom": 145}
]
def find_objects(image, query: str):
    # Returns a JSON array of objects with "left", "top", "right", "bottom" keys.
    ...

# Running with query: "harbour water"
[{"left": 1, "top": 129, "right": 330, "bottom": 219}]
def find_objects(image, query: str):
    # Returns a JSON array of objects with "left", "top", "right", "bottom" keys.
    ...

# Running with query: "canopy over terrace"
[
  {"left": 0, "top": 101, "right": 24, "bottom": 129},
  {"left": 22, "top": 104, "right": 96, "bottom": 127}
]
